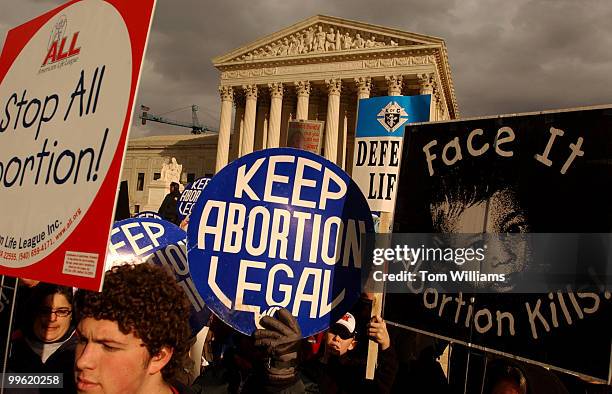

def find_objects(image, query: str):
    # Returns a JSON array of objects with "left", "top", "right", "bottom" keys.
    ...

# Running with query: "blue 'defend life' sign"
[
  {"left": 352, "top": 95, "right": 431, "bottom": 213},
  {"left": 187, "top": 148, "right": 374, "bottom": 337},
  {"left": 177, "top": 177, "right": 211, "bottom": 220},
  {"left": 107, "top": 218, "right": 210, "bottom": 335},
  {"left": 135, "top": 211, "right": 162, "bottom": 220},
  {"left": 355, "top": 95, "right": 431, "bottom": 138}
]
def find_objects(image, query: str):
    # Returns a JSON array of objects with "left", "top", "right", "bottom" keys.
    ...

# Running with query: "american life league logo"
[
  {"left": 41, "top": 14, "right": 81, "bottom": 70},
  {"left": 352, "top": 95, "right": 431, "bottom": 212},
  {"left": 377, "top": 101, "right": 409, "bottom": 133}
]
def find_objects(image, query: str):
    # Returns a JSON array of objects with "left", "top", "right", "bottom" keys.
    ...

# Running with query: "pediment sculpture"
[{"left": 235, "top": 24, "right": 403, "bottom": 61}]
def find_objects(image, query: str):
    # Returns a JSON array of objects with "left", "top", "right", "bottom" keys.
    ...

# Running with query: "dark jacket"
[
  {"left": 158, "top": 190, "right": 181, "bottom": 224},
  {"left": 7, "top": 331, "right": 77, "bottom": 393},
  {"left": 171, "top": 380, "right": 197, "bottom": 394},
  {"left": 300, "top": 347, "right": 398, "bottom": 394}
]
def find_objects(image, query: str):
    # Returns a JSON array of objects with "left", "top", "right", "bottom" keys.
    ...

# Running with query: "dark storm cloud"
[{"left": 1, "top": 0, "right": 611, "bottom": 137}]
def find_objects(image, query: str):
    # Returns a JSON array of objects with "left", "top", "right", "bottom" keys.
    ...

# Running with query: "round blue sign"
[
  {"left": 134, "top": 211, "right": 162, "bottom": 220},
  {"left": 177, "top": 177, "right": 211, "bottom": 220},
  {"left": 187, "top": 148, "right": 373, "bottom": 336},
  {"left": 107, "top": 218, "right": 210, "bottom": 336}
]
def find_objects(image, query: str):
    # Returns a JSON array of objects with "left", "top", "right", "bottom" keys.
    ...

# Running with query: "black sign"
[{"left": 386, "top": 106, "right": 612, "bottom": 381}]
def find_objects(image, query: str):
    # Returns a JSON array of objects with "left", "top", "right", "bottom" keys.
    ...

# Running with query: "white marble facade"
[
  {"left": 213, "top": 15, "right": 458, "bottom": 172},
  {"left": 121, "top": 134, "right": 217, "bottom": 214}
]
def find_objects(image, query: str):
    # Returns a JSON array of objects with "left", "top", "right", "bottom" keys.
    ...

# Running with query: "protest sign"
[
  {"left": 286, "top": 119, "right": 324, "bottom": 154},
  {"left": 107, "top": 217, "right": 209, "bottom": 335},
  {"left": 352, "top": 95, "right": 430, "bottom": 212},
  {"left": 352, "top": 95, "right": 430, "bottom": 378},
  {"left": 177, "top": 177, "right": 211, "bottom": 220},
  {"left": 0, "top": 0, "right": 156, "bottom": 290},
  {"left": 135, "top": 211, "right": 162, "bottom": 220},
  {"left": 187, "top": 148, "right": 373, "bottom": 336},
  {"left": 385, "top": 105, "right": 612, "bottom": 382}
]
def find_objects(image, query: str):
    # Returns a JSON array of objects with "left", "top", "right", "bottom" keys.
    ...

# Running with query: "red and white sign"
[
  {"left": 286, "top": 120, "right": 324, "bottom": 154},
  {"left": 0, "top": 0, "right": 156, "bottom": 290}
]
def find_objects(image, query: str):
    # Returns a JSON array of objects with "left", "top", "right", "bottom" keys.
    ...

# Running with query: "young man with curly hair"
[{"left": 73, "top": 263, "right": 192, "bottom": 394}]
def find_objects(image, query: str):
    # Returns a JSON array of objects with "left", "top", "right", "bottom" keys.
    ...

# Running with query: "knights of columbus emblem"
[{"left": 377, "top": 101, "right": 409, "bottom": 132}]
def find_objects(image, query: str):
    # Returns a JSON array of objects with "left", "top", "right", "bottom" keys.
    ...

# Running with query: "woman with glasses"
[{"left": 8, "top": 283, "right": 77, "bottom": 393}]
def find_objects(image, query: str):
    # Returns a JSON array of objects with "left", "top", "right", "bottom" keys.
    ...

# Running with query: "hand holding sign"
[
  {"left": 255, "top": 308, "right": 302, "bottom": 356},
  {"left": 254, "top": 308, "right": 302, "bottom": 383},
  {"left": 187, "top": 148, "right": 373, "bottom": 337}
]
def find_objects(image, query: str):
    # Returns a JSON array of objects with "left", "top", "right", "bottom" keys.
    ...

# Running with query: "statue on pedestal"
[{"left": 161, "top": 157, "right": 182, "bottom": 184}]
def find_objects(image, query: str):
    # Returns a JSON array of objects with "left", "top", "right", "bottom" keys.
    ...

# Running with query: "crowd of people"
[
  {"left": 3, "top": 262, "right": 611, "bottom": 393},
  {"left": 6, "top": 264, "right": 192, "bottom": 394}
]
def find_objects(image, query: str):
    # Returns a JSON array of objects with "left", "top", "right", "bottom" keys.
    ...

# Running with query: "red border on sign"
[{"left": 0, "top": 0, "right": 156, "bottom": 290}]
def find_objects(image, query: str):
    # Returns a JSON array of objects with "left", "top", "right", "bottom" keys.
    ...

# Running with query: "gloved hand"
[{"left": 254, "top": 308, "right": 302, "bottom": 384}]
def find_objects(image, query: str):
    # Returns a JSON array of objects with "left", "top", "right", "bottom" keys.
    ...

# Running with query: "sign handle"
[
  {"left": 365, "top": 292, "right": 383, "bottom": 379},
  {"left": 365, "top": 211, "right": 393, "bottom": 379}
]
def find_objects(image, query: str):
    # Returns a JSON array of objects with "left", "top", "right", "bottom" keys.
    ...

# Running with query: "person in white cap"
[
  {"left": 251, "top": 309, "right": 397, "bottom": 393},
  {"left": 325, "top": 312, "right": 358, "bottom": 357},
  {"left": 300, "top": 311, "right": 398, "bottom": 393}
]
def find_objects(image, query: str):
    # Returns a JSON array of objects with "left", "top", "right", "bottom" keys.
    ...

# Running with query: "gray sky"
[{"left": 2, "top": 0, "right": 611, "bottom": 138}]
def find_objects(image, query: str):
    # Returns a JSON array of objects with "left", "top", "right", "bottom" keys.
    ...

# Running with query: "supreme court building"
[
  {"left": 213, "top": 14, "right": 459, "bottom": 173},
  {"left": 122, "top": 15, "right": 459, "bottom": 214}
]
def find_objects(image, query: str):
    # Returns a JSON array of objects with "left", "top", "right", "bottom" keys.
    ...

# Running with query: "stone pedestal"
[{"left": 143, "top": 180, "right": 169, "bottom": 212}]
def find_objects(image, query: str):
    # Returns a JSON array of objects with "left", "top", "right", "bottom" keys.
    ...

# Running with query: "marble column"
[
  {"left": 280, "top": 90, "right": 295, "bottom": 146},
  {"left": 215, "top": 86, "right": 233, "bottom": 172},
  {"left": 338, "top": 93, "right": 350, "bottom": 168},
  {"left": 441, "top": 101, "right": 447, "bottom": 120},
  {"left": 254, "top": 90, "right": 270, "bottom": 151},
  {"left": 241, "top": 84, "right": 257, "bottom": 155},
  {"left": 231, "top": 93, "right": 245, "bottom": 160},
  {"left": 267, "top": 82, "right": 283, "bottom": 148},
  {"left": 345, "top": 98, "right": 357, "bottom": 175},
  {"left": 435, "top": 90, "right": 445, "bottom": 120},
  {"left": 385, "top": 75, "right": 403, "bottom": 97},
  {"left": 308, "top": 87, "right": 320, "bottom": 121},
  {"left": 350, "top": 77, "right": 372, "bottom": 174},
  {"left": 262, "top": 115, "right": 269, "bottom": 149},
  {"left": 355, "top": 76, "right": 372, "bottom": 100},
  {"left": 417, "top": 73, "right": 435, "bottom": 121},
  {"left": 295, "top": 81, "right": 311, "bottom": 120},
  {"left": 324, "top": 79, "right": 341, "bottom": 163}
]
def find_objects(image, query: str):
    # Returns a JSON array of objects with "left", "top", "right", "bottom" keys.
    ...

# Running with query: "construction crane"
[{"left": 139, "top": 105, "right": 216, "bottom": 134}]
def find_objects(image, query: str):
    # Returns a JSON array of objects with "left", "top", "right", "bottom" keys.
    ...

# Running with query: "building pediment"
[{"left": 213, "top": 15, "right": 445, "bottom": 66}]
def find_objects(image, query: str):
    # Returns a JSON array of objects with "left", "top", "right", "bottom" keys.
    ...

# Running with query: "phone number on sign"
[{"left": 2, "top": 373, "right": 63, "bottom": 388}]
